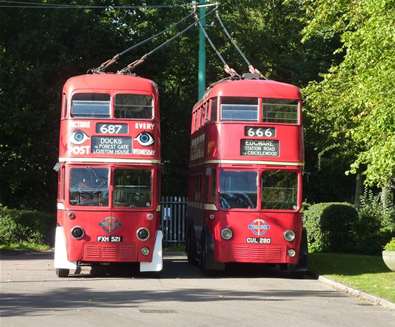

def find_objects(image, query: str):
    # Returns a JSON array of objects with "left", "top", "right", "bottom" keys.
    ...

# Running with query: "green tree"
[{"left": 302, "top": 0, "right": 395, "bottom": 188}]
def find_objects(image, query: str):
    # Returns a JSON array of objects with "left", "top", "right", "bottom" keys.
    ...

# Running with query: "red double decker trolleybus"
[
  {"left": 186, "top": 76, "right": 307, "bottom": 272},
  {"left": 54, "top": 73, "right": 162, "bottom": 277}
]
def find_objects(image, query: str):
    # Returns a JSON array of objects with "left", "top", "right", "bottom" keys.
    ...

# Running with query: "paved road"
[{"left": 1, "top": 251, "right": 394, "bottom": 327}]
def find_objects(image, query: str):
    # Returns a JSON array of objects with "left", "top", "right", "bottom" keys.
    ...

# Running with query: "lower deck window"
[
  {"left": 261, "top": 170, "right": 297, "bottom": 209},
  {"left": 219, "top": 170, "right": 257, "bottom": 209},
  {"left": 69, "top": 168, "right": 109, "bottom": 206},
  {"left": 113, "top": 169, "right": 151, "bottom": 208}
]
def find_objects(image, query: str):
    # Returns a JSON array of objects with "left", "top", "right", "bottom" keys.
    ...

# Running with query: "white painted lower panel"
[
  {"left": 140, "top": 230, "right": 163, "bottom": 272},
  {"left": 54, "top": 226, "right": 77, "bottom": 269}
]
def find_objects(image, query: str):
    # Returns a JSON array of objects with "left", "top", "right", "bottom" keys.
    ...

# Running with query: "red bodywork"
[
  {"left": 187, "top": 79, "right": 304, "bottom": 265},
  {"left": 57, "top": 74, "right": 161, "bottom": 264}
]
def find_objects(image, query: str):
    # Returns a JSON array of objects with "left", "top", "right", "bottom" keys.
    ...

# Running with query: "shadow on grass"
[{"left": 308, "top": 253, "right": 392, "bottom": 275}]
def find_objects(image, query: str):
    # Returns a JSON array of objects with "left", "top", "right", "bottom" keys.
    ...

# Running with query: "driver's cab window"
[
  {"left": 219, "top": 170, "right": 257, "bottom": 209},
  {"left": 69, "top": 168, "right": 109, "bottom": 206},
  {"left": 113, "top": 169, "right": 152, "bottom": 208}
]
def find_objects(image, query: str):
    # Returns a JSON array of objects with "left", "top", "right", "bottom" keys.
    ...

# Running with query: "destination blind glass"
[
  {"left": 91, "top": 136, "right": 132, "bottom": 154},
  {"left": 240, "top": 139, "right": 279, "bottom": 156}
]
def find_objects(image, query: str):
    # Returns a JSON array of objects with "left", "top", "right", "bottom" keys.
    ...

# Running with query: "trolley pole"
[{"left": 198, "top": 0, "right": 206, "bottom": 100}]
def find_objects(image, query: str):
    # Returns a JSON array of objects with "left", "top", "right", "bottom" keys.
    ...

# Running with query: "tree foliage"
[{"left": 302, "top": 0, "right": 395, "bottom": 187}]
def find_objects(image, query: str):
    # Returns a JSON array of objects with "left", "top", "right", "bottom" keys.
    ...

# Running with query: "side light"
[
  {"left": 287, "top": 249, "right": 296, "bottom": 257},
  {"left": 141, "top": 247, "right": 150, "bottom": 256},
  {"left": 68, "top": 212, "right": 76, "bottom": 220}
]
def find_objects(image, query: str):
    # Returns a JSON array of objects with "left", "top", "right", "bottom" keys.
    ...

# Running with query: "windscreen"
[
  {"left": 71, "top": 93, "right": 110, "bottom": 118},
  {"left": 261, "top": 170, "right": 297, "bottom": 209},
  {"left": 115, "top": 94, "right": 153, "bottom": 119},
  {"left": 69, "top": 168, "right": 108, "bottom": 206},
  {"left": 219, "top": 170, "right": 257, "bottom": 209},
  {"left": 113, "top": 169, "right": 152, "bottom": 208}
]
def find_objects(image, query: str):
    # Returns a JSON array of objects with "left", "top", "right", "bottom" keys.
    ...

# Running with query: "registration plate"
[{"left": 97, "top": 236, "right": 122, "bottom": 242}]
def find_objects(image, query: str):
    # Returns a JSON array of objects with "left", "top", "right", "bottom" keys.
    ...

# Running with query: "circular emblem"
[
  {"left": 248, "top": 219, "right": 270, "bottom": 236},
  {"left": 99, "top": 216, "right": 122, "bottom": 234}
]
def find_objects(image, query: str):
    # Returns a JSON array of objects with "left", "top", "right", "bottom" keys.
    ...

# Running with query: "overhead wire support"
[
  {"left": 215, "top": 9, "right": 266, "bottom": 79},
  {"left": 118, "top": 5, "right": 218, "bottom": 75},
  {"left": 192, "top": 4, "right": 240, "bottom": 79}
]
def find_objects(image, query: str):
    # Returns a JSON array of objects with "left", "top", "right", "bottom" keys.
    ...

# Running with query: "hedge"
[
  {"left": 304, "top": 202, "right": 358, "bottom": 253},
  {"left": 0, "top": 205, "right": 55, "bottom": 245}
]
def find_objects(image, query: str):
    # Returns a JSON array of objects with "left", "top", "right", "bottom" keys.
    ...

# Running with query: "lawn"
[{"left": 309, "top": 253, "right": 395, "bottom": 303}]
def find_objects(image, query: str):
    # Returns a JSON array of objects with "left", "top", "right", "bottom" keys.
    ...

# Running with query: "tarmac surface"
[{"left": 1, "top": 251, "right": 394, "bottom": 327}]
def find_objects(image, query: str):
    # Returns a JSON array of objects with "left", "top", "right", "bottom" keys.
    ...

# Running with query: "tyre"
[
  {"left": 56, "top": 268, "right": 69, "bottom": 278},
  {"left": 186, "top": 226, "right": 198, "bottom": 265}
]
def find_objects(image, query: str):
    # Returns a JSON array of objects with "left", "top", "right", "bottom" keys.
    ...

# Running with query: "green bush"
[
  {"left": 354, "top": 190, "right": 394, "bottom": 255},
  {"left": 304, "top": 202, "right": 358, "bottom": 253},
  {"left": 0, "top": 205, "right": 55, "bottom": 245},
  {"left": 384, "top": 238, "right": 395, "bottom": 251}
]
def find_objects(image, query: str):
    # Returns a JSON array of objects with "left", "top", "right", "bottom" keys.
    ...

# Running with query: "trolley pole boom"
[{"left": 198, "top": 0, "right": 206, "bottom": 100}]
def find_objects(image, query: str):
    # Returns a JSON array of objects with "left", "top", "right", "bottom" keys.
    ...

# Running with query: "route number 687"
[{"left": 245, "top": 127, "right": 275, "bottom": 137}]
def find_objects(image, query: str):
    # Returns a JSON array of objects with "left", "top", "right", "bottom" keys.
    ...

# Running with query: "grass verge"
[
  {"left": 0, "top": 242, "right": 50, "bottom": 252},
  {"left": 309, "top": 253, "right": 395, "bottom": 303}
]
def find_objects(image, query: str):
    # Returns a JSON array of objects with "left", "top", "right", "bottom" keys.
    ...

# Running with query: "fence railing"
[{"left": 160, "top": 196, "right": 187, "bottom": 245}]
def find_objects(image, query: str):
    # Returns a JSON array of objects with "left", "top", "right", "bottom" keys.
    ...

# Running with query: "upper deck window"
[
  {"left": 115, "top": 94, "right": 153, "bottom": 119},
  {"left": 221, "top": 97, "right": 258, "bottom": 121},
  {"left": 263, "top": 99, "right": 298, "bottom": 124},
  {"left": 71, "top": 93, "right": 110, "bottom": 118},
  {"left": 219, "top": 170, "right": 257, "bottom": 209}
]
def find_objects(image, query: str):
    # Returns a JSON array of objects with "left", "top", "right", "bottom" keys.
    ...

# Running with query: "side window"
[
  {"left": 57, "top": 165, "right": 65, "bottom": 201},
  {"left": 209, "top": 169, "right": 217, "bottom": 204},
  {"left": 261, "top": 170, "right": 298, "bottom": 209},
  {"left": 115, "top": 94, "right": 153, "bottom": 119},
  {"left": 210, "top": 97, "right": 217, "bottom": 121},
  {"left": 262, "top": 99, "right": 299, "bottom": 124},
  {"left": 71, "top": 93, "right": 110, "bottom": 118}
]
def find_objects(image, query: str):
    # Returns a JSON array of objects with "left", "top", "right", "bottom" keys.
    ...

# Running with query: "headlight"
[
  {"left": 137, "top": 132, "right": 154, "bottom": 146},
  {"left": 284, "top": 230, "right": 296, "bottom": 242},
  {"left": 136, "top": 227, "right": 150, "bottom": 241},
  {"left": 221, "top": 227, "right": 233, "bottom": 240},
  {"left": 71, "top": 226, "right": 84, "bottom": 240}
]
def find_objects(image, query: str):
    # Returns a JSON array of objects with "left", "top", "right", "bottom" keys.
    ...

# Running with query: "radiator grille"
[
  {"left": 83, "top": 244, "right": 136, "bottom": 261},
  {"left": 227, "top": 244, "right": 283, "bottom": 262}
]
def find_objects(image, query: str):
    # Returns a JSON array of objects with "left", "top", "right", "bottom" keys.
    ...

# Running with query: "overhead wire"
[
  {"left": 91, "top": 10, "right": 197, "bottom": 73},
  {"left": 215, "top": 9, "right": 266, "bottom": 79},
  {"left": 192, "top": 4, "right": 240, "bottom": 79},
  {"left": 118, "top": 6, "right": 218, "bottom": 74}
]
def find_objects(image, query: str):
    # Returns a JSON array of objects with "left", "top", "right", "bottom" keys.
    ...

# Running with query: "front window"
[
  {"left": 219, "top": 170, "right": 257, "bottom": 209},
  {"left": 262, "top": 99, "right": 298, "bottom": 124},
  {"left": 69, "top": 168, "right": 109, "bottom": 206},
  {"left": 113, "top": 169, "right": 151, "bottom": 208},
  {"left": 115, "top": 94, "right": 153, "bottom": 119},
  {"left": 221, "top": 97, "right": 258, "bottom": 121},
  {"left": 71, "top": 93, "right": 110, "bottom": 118},
  {"left": 261, "top": 170, "right": 297, "bottom": 210}
]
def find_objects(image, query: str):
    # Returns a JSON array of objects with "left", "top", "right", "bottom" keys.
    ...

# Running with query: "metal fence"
[{"left": 160, "top": 196, "right": 187, "bottom": 245}]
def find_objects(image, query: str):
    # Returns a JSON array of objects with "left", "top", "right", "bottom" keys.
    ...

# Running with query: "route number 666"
[{"left": 245, "top": 127, "right": 275, "bottom": 137}]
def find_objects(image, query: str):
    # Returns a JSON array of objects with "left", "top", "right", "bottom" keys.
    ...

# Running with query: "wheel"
[
  {"left": 56, "top": 268, "right": 69, "bottom": 278},
  {"left": 296, "top": 228, "right": 308, "bottom": 271},
  {"left": 186, "top": 226, "right": 198, "bottom": 265}
]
